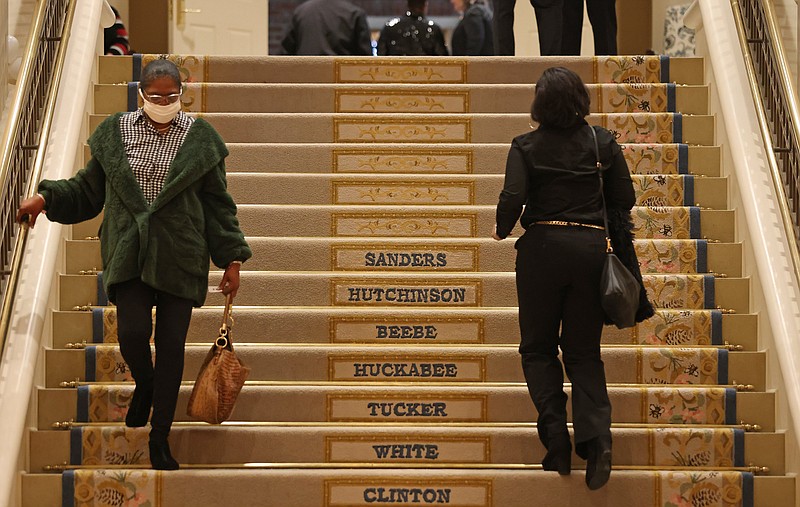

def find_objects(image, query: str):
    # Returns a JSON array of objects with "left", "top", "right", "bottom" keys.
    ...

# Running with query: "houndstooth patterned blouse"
[{"left": 119, "top": 109, "right": 194, "bottom": 205}]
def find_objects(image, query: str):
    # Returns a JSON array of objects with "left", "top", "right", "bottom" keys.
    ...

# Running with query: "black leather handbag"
[{"left": 590, "top": 127, "right": 641, "bottom": 329}]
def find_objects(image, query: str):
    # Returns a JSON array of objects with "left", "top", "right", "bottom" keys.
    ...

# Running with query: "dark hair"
[
  {"left": 531, "top": 67, "right": 590, "bottom": 129},
  {"left": 408, "top": 0, "right": 426, "bottom": 11},
  {"left": 139, "top": 58, "right": 182, "bottom": 91}
]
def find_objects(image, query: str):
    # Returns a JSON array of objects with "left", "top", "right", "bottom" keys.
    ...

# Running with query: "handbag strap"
[
  {"left": 216, "top": 293, "right": 235, "bottom": 348},
  {"left": 589, "top": 126, "right": 614, "bottom": 253}
]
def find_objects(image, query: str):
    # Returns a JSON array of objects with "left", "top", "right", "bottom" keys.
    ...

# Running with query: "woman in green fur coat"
[{"left": 17, "top": 59, "right": 252, "bottom": 470}]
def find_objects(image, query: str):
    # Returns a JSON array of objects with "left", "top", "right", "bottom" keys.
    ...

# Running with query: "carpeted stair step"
[
  {"left": 65, "top": 238, "right": 743, "bottom": 276},
  {"left": 69, "top": 204, "right": 735, "bottom": 242},
  {"left": 89, "top": 112, "right": 714, "bottom": 145},
  {"left": 97, "top": 54, "right": 705, "bottom": 85},
  {"left": 82, "top": 141, "right": 721, "bottom": 175},
  {"left": 29, "top": 424, "right": 780, "bottom": 471},
  {"left": 25, "top": 468, "right": 794, "bottom": 507},
  {"left": 51, "top": 308, "right": 757, "bottom": 350},
  {"left": 58, "top": 272, "right": 749, "bottom": 312},
  {"left": 229, "top": 205, "right": 735, "bottom": 241},
  {"left": 44, "top": 345, "right": 765, "bottom": 389},
  {"left": 37, "top": 384, "right": 774, "bottom": 429},
  {"left": 222, "top": 173, "right": 727, "bottom": 209},
  {"left": 94, "top": 82, "right": 709, "bottom": 115}
]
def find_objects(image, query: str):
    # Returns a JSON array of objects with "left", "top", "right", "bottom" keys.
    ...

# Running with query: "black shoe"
[
  {"left": 585, "top": 435, "right": 612, "bottom": 490},
  {"left": 125, "top": 383, "right": 153, "bottom": 428},
  {"left": 149, "top": 439, "right": 180, "bottom": 470},
  {"left": 541, "top": 434, "right": 572, "bottom": 475}
]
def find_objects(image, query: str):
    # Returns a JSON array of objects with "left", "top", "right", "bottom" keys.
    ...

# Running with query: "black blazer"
[
  {"left": 280, "top": 0, "right": 372, "bottom": 56},
  {"left": 451, "top": 4, "right": 494, "bottom": 56},
  {"left": 495, "top": 122, "right": 635, "bottom": 239}
]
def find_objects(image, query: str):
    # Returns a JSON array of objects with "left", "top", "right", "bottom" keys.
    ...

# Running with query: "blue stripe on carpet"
[
  {"left": 717, "top": 348, "right": 728, "bottom": 384},
  {"left": 725, "top": 387, "right": 737, "bottom": 424},
  {"left": 683, "top": 174, "right": 695, "bottom": 206},
  {"left": 92, "top": 308, "right": 104, "bottom": 343},
  {"left": 678, "top": 144, "right": 689, "bottom": 174},
  {"left": 742, "top": 472, "right": 754, "bottom": 507},
  {"left": 69, "top": 428, "right": 82, "bottom": 465},
  {"left": 127, "top": 82, "right": 138, "bottom": 111},
  {"left": 97, "top": 272, "right": 108, "bottom": 307},
  {"left": 733, "top": 428, "right": 745, "bottom": 467},
  {"left": 696, "top": 239, "right": 708, "bottom": 273},
  {"left": 61, "top": 470, "right": 75, "bottom": 507},
  {"left": 673, "top": 113, "right": 683, "bottom": 143},
  {"left": 703, "top": 274, "right": 716, "bottom": 309},
  {"left": 666, "top": 83, "right": 676, "bottom": 112},
  {"left": 132, "top": 54, "right": 142, "bottom": 82},
  {"left": 77, "top": 386, "right": 89, "bottom": 423},
  {"left": 660, "top": 55, "right": 670, "bottom": 82},
  {"left": 85, "top": 347, "right": 96, "bottom": 383},
  {"left": 711, "top": 310, "right": 723, "bottom": 345},
  {"left": 689, "top": 206, "right": 701, "bottom": 238}
]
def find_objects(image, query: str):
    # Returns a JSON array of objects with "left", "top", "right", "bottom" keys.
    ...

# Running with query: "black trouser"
[
  {"left": 515, "top": 225, "right": 611, "bottom": 456},
  {"left": 115, "top": 278, "right": 194, "bottom": 442},
  {"left": 492, "top": 0, "right": 564, "bottom": 56},
  {"left": 561, "top": 0, "right": 617, "bottom": 55}
]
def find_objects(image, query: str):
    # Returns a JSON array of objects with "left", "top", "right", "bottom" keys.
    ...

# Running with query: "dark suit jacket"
[
  {"left": 280, "top": 0, "right": 372, "bottom": 56},
  {"left": 451, "top": 3, "right": 494, "bottom": 56},
  {"left": 495, "top": 122, "right": 635, "bottom": 239}
]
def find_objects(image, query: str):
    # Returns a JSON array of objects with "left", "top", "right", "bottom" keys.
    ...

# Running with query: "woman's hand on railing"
[{"left": 16, "top": 194, "right": 45, "bottom": 227}]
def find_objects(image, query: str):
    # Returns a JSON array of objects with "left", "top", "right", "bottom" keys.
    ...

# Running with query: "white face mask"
[{"left": 139, "top": 90, "right": 182, "bottom": 124}]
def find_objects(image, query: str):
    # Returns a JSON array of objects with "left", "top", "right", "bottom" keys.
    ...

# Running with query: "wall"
[
  {"left": 1, "top": 0, "right": 8, "bottom": 116},
  {"left": 8, "top": 0, "right": 34, "bottom": 48},
  {"left": 128, "top": 0, "right": 168, "bottom": 53}
]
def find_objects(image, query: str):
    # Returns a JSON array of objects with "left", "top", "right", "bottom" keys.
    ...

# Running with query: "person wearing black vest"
[
  {"left": 493, "top": 67, "right": 636, "bottom": 490},
  {"left": 450, "top": 0, "right": 494, "bottom": 56}
]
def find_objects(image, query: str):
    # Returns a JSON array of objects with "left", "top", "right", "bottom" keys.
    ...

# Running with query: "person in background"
[
  {"left": 450, "top": 0, "right": 494, "bottom": 56},
  {"left": 16, "top": 59, "right": 252, "bottom": 471},
  {"left": 279, "top": 0, "right": 372, "bottom": 56},
  {"left": 562, "top": 0, "right": 617, "bottom": 55},
  {"left": 493, "top": 67, "right": 638, "bottom": 489},
  {"left": 104, "top": 5, "right": 132, "bottom": 55},
  {"left": 378, "top": 0, "right": 449, "bottom": 56},
  {"left": 491, "top": 0, "right": 563, "bottom": 56}
]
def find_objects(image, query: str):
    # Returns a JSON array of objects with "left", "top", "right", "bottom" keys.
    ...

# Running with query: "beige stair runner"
[{"left": 20, "top": 55, "right": 796, "bottom": 507}]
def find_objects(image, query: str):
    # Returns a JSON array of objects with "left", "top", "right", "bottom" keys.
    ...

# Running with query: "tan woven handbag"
[{"left": 187, "top": 294, "right": 250, "bottom": 424}]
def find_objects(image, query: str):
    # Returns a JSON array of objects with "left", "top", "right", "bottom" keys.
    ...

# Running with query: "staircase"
[{"left": 20, "top": 55, "right": 797, "bottom": 506}]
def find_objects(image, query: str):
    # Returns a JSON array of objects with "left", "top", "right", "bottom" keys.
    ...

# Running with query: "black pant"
[
  {"left": 492, "top": 0, "right": 564, "bottom": 56},
  {"left": 115, "top": 278, "right": 194, "bottom": 442},
  {"left": 515, "top": 225, "right": 611, "bottom": 456},
  {"left": 561, "top": 0, "right": 617, "bottom": 55}
]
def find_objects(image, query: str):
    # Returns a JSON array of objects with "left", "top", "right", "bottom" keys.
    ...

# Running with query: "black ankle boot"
[
  {"left": 541, "top": 434, "right": 572, "bottom": 475},
  {"left": 125, "top": 383, "right": 153, "bottom": 428},
  {"left": 585, "top": 435, "right": 612, "bottom": 490},
  {"left": 149, "top": 439, "right": 180, "bottom": 470}
]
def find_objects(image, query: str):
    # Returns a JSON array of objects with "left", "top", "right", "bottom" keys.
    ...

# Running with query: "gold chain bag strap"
[{"left": 187, "top": 293, "right": 250, "bottom": 424}]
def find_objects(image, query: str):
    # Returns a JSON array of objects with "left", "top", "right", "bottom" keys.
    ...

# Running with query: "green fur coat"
[{"left": 39, "top": 113, "right": 252, "bottom": 307}]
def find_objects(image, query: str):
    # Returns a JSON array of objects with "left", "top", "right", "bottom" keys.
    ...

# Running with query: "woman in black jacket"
[
  {"left": 493, "top": 67, "right": 636, "bottom": 489},
  {"left": 450, "top": 0, "right": 494, "bottom": 55}
]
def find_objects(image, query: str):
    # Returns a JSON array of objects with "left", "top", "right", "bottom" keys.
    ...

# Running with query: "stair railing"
[
  {"left": 730, "top": 0, "right": 800, "bottom": 278},
  {"left": 0, "top": 0, "right": 77, "bottom": 359}
]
